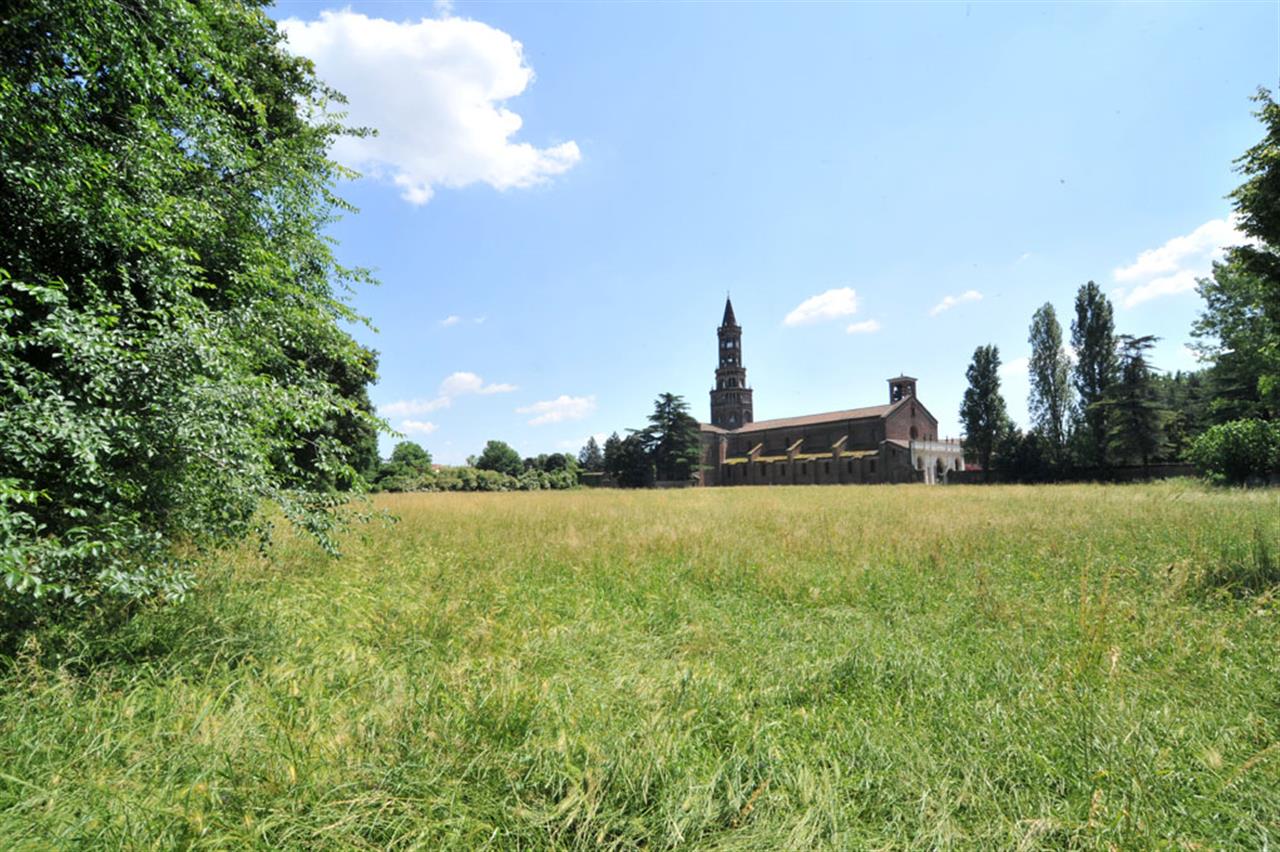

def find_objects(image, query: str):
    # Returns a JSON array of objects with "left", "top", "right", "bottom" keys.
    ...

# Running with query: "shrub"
[
  {"left": 0, "top": 1, "right": 379, "bottom": 613},
  {"left": 1187, "top": 419, "right": 1280, "bottom": 485}
]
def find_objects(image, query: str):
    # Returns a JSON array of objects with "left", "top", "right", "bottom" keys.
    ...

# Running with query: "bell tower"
[
  {"left": 888, "top": 375, "right": 918, "bottom": 403},
  {"left": 710, "top": 297, "right": 753, "bottom": 429}
]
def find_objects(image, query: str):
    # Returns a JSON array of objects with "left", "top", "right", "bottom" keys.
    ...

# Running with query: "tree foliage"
[
  {"left": 578, "top": 437, "right": 604, "bottom": 473},
  {"left": 960, "top": 345, "right": 1008, "bottom": 479},
  {"left": 1027, "top": 303, "right": 1073, "bottom": 464},
  {"left": 0, "top": 0, "right": 380, "bottom": 611},
  {"left": 474, "top": 440, "right": 524, "bottom": 478},
  {"left": 1104, "top": 335, "right": 1165, "bottom": 469},
  {"left": 1071, "top": 281, "right": 1118, "bottom": 468},
  {"left": 1187, "top": 419, "right": 1280, "bottom": 485},
  {"left": 1193, "top": 88, "right": 1280, "bottom": 422},
  {"left": 639, "top": 393, "right": 702, "bottom": 482}
]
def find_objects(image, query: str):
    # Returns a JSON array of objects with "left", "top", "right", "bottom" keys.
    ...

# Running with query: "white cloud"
[
  {"left": 517, "top": 395, "right": 596, "bottom": 426},
  {"left": 279, "top": 10, "right": 581, "bottom": 206},
  {"left": 439, "top": 371, "right": 517, "bottom": 396},
  {"left": 930, "top": 290, "right": 983, "bottom": 316},
  {"left": 382, "top": 397, "right": 451, "bottom": 417},
  {"left": 1112, "top": 216, "right": 1248, "bottom": 309},
  {"left": 400, "top": 419, "right": 439, "bottom": 435},
  {"left": 1000, "top": 356, "right": 1030, "bottom": 377},
  {"left": 845, "top": 319, "right": 881, "bottom": 335},
  {"left": 380, "top": 371, "right": 515, "bottom": 420},
  {"left": 439, "top": 315, "right": 462, "bottom": 327},
  {"left": 1118, "top": 270, "right": 1201, "bottom": 309},
  {"left": 784, "top": 287, "right": 859, "bottom": 327}
]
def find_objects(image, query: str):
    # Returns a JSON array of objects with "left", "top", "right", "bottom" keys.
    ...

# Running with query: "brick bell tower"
[{"left": 710, "top": 296, "right": 753, "bottom": 429}]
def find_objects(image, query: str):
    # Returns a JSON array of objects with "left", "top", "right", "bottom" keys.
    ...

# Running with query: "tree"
[
  {"left": 475, "top": 440, "right": 523, "bottom": 477},
  {"left": 603, "top": 432, "right": 623, "bottom": 480},
  {"left": 578, "top": 436, "right": 604, "bottom": 472},
  {"left": 640, "top": 393, "right": 703, "bottom": 482},
  {"left": 1104, "top": 335, "right": 1165, "bottom": 470},
  {"left": 960, "top": 345, "right": 1009, "bottom": 480},
  {"left": 1071, "top": 281, "right": 1118, "bottom": 467},
  {"left": 613, "top": 434, "right": 654, "bottom": 488},
  {"left": 0, "top": 0, "right": 380, "bottom": 612},
  {"left": 373, "top": 441, "right": 433, "bottom": 492},
  {"left": 1195, "top": 256, "right": 1279, "bottom": 422},
  {"left": 1027, "top": 303, "right": 1073, "bottom": 466},
  {"left": 1192, "top": 89, "right": 1280, "bottom": 421}
]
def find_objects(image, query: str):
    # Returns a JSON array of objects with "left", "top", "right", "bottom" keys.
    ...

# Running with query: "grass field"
[{"left": 2, "top": 482, "right": 1279, "bottom": 849}]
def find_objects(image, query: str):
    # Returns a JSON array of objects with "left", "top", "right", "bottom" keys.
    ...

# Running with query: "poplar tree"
[
  {"left": 960, "top": 345, "right": 1009, "bottom": 480},
  {"left": 1071, "top": 282, "right": 1118, "bottom": 467},
  {"left": 1027, "top": 303, "right": 1074, "bottom": 465}
]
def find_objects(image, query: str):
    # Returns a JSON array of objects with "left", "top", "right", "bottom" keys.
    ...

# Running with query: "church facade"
[{"left": 698, "top": 298, "right": 964, "bottom": 486}]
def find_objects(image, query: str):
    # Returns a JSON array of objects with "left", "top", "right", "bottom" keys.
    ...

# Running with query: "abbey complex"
[{"left": 698, "top": 298, "right": 964, "bottom": 486}]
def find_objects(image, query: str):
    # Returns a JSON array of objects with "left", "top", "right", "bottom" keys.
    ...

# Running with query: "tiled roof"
[{"left": 727, "top": 401, "right": 900, "bottom": 433}]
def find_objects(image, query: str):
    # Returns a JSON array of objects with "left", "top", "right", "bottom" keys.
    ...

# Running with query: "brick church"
[{"left": 698, "top": 297, "right": 964, "bottom": 486}]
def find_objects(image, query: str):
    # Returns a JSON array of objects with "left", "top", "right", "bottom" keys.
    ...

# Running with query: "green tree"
[
  {"left": 613, "top": 434, "right": 654, "bottom": 488},
  {"left": 602, "top": 432, "right": 623, "bottom": 479},
  {"left": 960, "top": 345, "right": 1009, "bottom": 480},
  {"left": 1194, "top": 258, "right": 1279, "bottom": 422},
  {"left": 0, "top": 0, "right": 380, "bottom": 611},
  {"left": 1104, "top": 335, "right": 1165, "bottom": 470},
  {"left": 640, "top": 393, "right": 703, "bottom": 482},
  {"left": 1027, "top": 303, "right": 1074, "bottom": 466},
  {"left": 475, "top": 440, "right": 523, "bottom": 477},
  {"left": 578, "top": 436, "right": 604, "bottom": 472},
  {"left": 373, "top": 441, "right": 433, "bottom": 492},
  {"left": 1071, "top": 281, "right": 1118, "bottom": 467},
  {"left": 1192, "top": 89, "right": 1280, "bottom": 421}
]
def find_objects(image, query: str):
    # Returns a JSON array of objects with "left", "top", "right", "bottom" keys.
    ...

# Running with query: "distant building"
[{"left": 699, "top": 298, "right": 963, "bottom": 486}]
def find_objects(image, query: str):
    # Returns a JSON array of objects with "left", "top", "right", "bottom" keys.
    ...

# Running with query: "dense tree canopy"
[
  {"left": 474, "top": 440, "right": 524, "bottom": 478},
  {"left": 1027, "top": 303, "right": 1073, "bottom": 465},
  {"left": 1071, "top": 282, "right": 1118, "bottom": 468},
  {"left": 960, "top": 345, "right": 1008, "bottom": 478},
  {"left": 0, "top": 0, "right": 379, "bottom": 611}
]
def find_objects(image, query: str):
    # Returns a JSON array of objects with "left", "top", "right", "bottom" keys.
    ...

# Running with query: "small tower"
[
  {"left": 710, "top": 297, "right": 753, "bottom": 429},
  {"left": 888, "top": 375, "right": 918, "bottom": 404}
]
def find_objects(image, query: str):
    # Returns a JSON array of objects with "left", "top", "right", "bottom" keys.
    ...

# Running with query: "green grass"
[{"left": 2, "top": 482, "right": 1279, "bottom": 849}]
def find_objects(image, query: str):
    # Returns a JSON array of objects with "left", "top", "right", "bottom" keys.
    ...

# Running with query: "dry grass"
[{"left": 2, "top": 482, "right": 1278, "bottom": 848}]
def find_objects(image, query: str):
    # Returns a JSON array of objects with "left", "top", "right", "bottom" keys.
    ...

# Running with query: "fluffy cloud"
[
  {"left": 783, "top": 288, "right": 859, "bottom": 327},
  {"left": 380, "top": 371, "right": 516, "bottom": 419},
  {"left": 400, "top": 419, "right": 439, "bottom": 435},
  {"left": 517, "top": 395, "right": 596, "bottom": 426},
  {"left": 1112, "top": 217, "right": 1245, "bottom": 309},
  {"left": 382, "top": 397, "right": 451, "bottom": 417},
  {"left": 439, "top": 315, "right": 462, "bottom": 327},
  {"left": 439, "top": 371, "right": 517, "bottom": 396},
  {"left": 279, "top": 10, "right": 580, "bottom": 205},
  {"left": 846, "top": 319, "right": 881, "bottom": 335},
  {"left": 930, "top": 290, "right": 983, "bottom": 316}
]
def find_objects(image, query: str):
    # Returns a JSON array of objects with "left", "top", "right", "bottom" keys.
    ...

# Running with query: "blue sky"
[{"left": 273, "top": 1, "right": 1277, "bottom": 464}]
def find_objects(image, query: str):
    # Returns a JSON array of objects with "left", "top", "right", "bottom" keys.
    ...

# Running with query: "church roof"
[
  {"left": 729, "top": 400, "right": 902, "bottom": 433},
  {"left": 721, "top": 297, "right": 737, "bottom": 327}
]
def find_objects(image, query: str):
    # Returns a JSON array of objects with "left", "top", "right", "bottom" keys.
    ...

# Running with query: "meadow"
[{"left": 1, "top": 482, "right": 1278, "bottom": 849}]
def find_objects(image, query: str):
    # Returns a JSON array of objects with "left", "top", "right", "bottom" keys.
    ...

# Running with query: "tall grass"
[{"left": 1, "top": 482, "right": 1278, "bottom": 848}]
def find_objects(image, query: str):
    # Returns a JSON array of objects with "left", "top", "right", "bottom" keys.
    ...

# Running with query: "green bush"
[
  {"left": 1186, "top": 419, "right": 1280, "bottom": 484},
  {"left": 0, "top": 1, "right": 379, "bottom": 613}
]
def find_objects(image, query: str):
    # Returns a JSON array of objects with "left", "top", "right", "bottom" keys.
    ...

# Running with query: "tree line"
[
  {"left": 370, "top": 440, "right": 579, "bottom": 492},
  {"left": 576, "top": 393, "right": 703, "bottom": 487},
  {"left": 960, "top": 90, "right": 1280, "bottom": 485}
]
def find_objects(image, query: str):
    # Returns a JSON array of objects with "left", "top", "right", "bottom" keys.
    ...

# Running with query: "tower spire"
[{"left": 710, "top": 297, "right": 752, "bottom": 429}]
